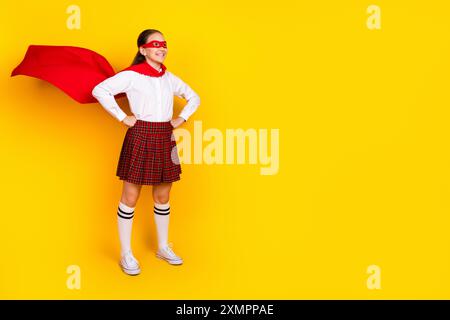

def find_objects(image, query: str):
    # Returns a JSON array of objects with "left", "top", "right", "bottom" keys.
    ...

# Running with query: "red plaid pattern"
[{"left": 116, "top": 120, "right": 182, "bottom": 185}]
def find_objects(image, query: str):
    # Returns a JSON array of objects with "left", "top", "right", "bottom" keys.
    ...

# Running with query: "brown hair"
[{"left": 131, "top": 29, "right": 163, "bottom": 65}]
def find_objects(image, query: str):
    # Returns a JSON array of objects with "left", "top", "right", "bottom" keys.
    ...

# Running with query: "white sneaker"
[
  {"left": 119, "top": 251, "right": 141, "bottom": 275},
  {"left": 156, "top": 243, "right": 183, "bottom": 265}
]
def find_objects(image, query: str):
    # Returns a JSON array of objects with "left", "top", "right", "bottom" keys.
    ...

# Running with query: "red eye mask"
[{"left": 141, "top": 40, "right": 167, "bottom": 49}]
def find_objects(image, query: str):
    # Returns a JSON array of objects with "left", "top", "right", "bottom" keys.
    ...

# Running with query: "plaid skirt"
[{"left": 116, "top": 120, "right": 182, "bottom": 185}]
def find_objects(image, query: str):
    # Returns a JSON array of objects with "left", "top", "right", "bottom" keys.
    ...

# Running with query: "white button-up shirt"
[{"left": 92, "top": 67, "right": 200, "bottom": 122}]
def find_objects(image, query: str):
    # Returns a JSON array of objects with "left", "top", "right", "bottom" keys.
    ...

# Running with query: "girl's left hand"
[{"left": 170, "top": 117, "right": 186, "bottom": 129}]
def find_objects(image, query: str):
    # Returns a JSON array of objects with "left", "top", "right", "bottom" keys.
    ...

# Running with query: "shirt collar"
[{"left": 120, "top": 60, "right": 166, "bottom": 77}]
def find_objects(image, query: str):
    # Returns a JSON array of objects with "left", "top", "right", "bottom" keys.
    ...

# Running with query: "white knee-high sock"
[
  {"left": 154, "top": 202, "right": 170, "bottom": 250},
  {"left": 117, "top": 201, "right": 135, "bottom": 257}
]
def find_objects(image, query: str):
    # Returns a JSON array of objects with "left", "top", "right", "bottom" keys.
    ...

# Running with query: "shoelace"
[
  {"left": 124, "top": 252, "right": 138, "bottom": 266},
  {"left": 164, "top": 242, "right": 177, "bottom": 257}
]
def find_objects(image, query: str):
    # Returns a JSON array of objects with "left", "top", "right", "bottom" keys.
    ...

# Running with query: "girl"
[{"left": 92, "top": 29, "right": 201, "bottom": 275}]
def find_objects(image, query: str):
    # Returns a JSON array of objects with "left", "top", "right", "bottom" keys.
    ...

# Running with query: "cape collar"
[{"left": 121, "top": 61, "right": 166, "bottom": 77}]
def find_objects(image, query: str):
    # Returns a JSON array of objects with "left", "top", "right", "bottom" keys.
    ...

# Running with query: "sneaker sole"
[
  {"left": 119, "top": 262, "right": 141, "bottom": 275},
  {"left": 156, "top": 253, "right": 183, "bottom": 265}
]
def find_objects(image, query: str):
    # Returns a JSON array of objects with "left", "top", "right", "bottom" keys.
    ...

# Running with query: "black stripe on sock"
[
  {"left": 154, "top": 211, "right": 170, "bottom": 215},
  {"left": 118, "top": 211, "right": 134, "bottom": 219},
  {"left": 118, "top": 207, "right": 134, "bottom": 216},
  {"left": 153, "top": 206, "right": 170, "bottom": 211},
  {"left": 154, "top": 207, "right": 170, "bottom": 215},
  {"left": 153, "top": 206, "right": 170, "bottom": 212}
]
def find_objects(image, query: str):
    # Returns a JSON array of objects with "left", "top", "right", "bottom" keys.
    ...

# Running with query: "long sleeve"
[
  {"left": 91, "top": 71, "right": 134, "bottom": 122},
  {"left": 169, "top": 72, "right": 201, "bottom": 121}
]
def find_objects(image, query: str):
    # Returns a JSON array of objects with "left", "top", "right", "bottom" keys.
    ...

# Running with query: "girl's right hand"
[{"left": 122, "top": 115, "right": 137, "bottom": 128}]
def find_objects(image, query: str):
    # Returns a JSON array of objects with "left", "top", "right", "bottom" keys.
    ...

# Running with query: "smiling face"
[{"left": 139, "top": 32, "right": 167, "bottom": 65}]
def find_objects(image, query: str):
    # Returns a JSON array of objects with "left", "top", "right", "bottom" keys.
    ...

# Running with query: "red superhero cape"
[{"left": 10, "top": 45, "right": 166, "bottom": 104}]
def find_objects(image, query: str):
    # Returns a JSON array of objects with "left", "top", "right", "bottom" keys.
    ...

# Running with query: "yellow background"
[{"left": 1, "top": 0, "right": 450, "bottom": 299}]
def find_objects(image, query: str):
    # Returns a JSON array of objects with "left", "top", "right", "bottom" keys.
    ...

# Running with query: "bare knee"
[
  {"left": 152, "top": 183, "right": 171, "bottom": 204},
  {"left": 153, "top": 189, "right": 170, "bottom": 204},
  {"left": 153, "top": 194, "right": 169, "bottom": 204},
  {"left": 121, "top": 190, "right": 140, "bottom": 207},
  {"left": 120, "top": 181, "right": 142, "bottom": 207},
  {"left": 121, "top": 195, "right": 139, "bottom": 207}
]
